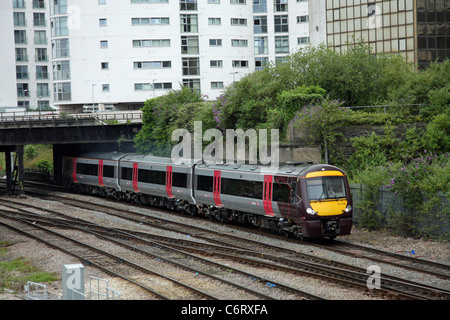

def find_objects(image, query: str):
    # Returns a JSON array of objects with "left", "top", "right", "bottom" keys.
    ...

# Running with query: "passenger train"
[{"left": 62, "top": 152, "right": 353, "bottom": 239}]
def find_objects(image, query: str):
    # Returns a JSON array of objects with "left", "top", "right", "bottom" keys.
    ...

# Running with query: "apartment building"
[
  {"left": 312, "top": 0, "right": 449, "bottom": 67},
  {"left": 1, "top": 0, "right": 53, "bottom": 110},
  {"left": 0, "top": 0, "right": 312, "bottom": 111}
]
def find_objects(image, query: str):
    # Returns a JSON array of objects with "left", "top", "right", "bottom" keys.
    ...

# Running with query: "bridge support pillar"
[
  {"left": 5, "top": 151, "right": 12, "bottom": 195},
  {"left": 17, "top": 145, "right": 25, "bottom": 196},
  {"left": 2, "top": 145, "right": 24, "bottom": 196}
]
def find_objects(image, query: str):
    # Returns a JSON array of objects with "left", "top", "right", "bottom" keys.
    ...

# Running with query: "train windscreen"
[{"left": 306, "top": 176, "right": 346, "bottom": 201}]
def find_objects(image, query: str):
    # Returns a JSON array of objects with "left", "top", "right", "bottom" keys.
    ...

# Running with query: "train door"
[
  {"left": 166, "top": 166, "right": 174, "bottom": 198},
  {"left": 213, "top": 170, "right": 222, "bottom": 207},
  {"left": 132, "top": 162, "right": 139, "bottom": 193},
  {"left": 263, "top": 175, "right": 274, "bottom": 216}
]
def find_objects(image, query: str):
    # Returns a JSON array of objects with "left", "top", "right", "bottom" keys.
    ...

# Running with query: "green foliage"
[
  {"left": 384, "top": 152, "right": 449, "bottom": 238},
  {"left": 0, "top": 257, "right": 58, "bottom": 292},
  {"left": 134, "top": 86, "right": 210, "bottom": 155},
  {"left": 24, "top": 145, "right": 37, "bottom": 160},
  {"left": 346, "top": 127, "right": 398, "bottom": 173},
  {"left": 36, "top": 159, "right": 53, "bottom": 174}
]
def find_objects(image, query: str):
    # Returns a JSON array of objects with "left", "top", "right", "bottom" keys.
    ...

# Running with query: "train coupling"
[{"left": 322, "top": 219, "right": 340, "bottom": 235}]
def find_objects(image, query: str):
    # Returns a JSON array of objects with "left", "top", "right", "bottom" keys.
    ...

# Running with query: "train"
[{"left": 62, "top": 152, "right": 353, "bottom": 239}]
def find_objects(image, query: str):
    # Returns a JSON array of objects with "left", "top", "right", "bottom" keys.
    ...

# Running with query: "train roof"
[
  {"left": 197, "top": 161, "right": 314, "bottom": 176},
  {"left": 76, "top": 151, "right": 130, "bottom": 161}
]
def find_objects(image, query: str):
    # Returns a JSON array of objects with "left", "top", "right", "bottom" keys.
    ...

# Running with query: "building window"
[
  {"left": 297, "top": 37, "right": 310, "bottom": 45},
  {"left": 99, "top": 18, "right": 107, "bottom": 27},
  {"left": 181, "top": 36, "right": 199, "bottom": 54},
  {"left": 54, "top": 82, "right": 71, "bottom": 101},
  {"left": 135, "top": 82, "right": 172, "bottom": 90},
  {"left": 17, "top": 83, "right": 29, "bottom": 97},
  {"left": 274, "top": 0, "right": 287, "bottom": 12},
  {"left": 132, "top": 17, "right": 170, "bottom": 25},
  {"left": 210, "top": 60, "right": 223, "bottom": 67},
  {"left": 51, "top": 0, "right": 67, "bottom": 15},
  {"left": 35, "top": 48, "right": 48, "bottom": 62},
  {"left": 36, "top": 66, "right": 49, "bottom": 79},
  {"left": 275, "top": 35, "right": 289, "bottom": 53},
  {"left": 154, "top": 82, "right": 172, "bottom": 89},
  {"left": 255, "top": 57, "right": 268, "bottom": 70},
  {"left": 134, "top": 61, "right": 172, "bottom": 69},
  {"left": 254, "top": 16, "right": 268, "bottom": 33},
  {"left": 38, "top": 100, "right": 50, "bottom": 109},
  {"left": 14, "top": 30, "right": 27, "bottom": 44},
  {"left": 132, "top": 39, "right": 170, "bottom": 47},
  {"left": 182, "top": 79, "right": 201, "bottom": 94},
  {"left": 13, "top": 12, "right": 26, "bottom": 26},
  {"left": 253, "top": 0, "right": 266, "bottom": 13},
  {"left": 180, "top": 0, "right": 197, "bottom": 10},
  {"left": 274, "top": 15, "right": 288, "bottom": 33},
  {"left": 37, "top": 83, "right": 50, "bottom": 97},
  {"left": 254, "top": 36, "right": 268, "bottom": 54},
  {"left": 231, "top": 39, "right": 248, "bottom": 47},
  {"left": 52, "top": 38, "right": 70, "bottom": 58},
  {"left": 208, "top": 18, "right": 221, "bottom": 25},
  {"left": 98, "top": 0, "right": 106, "bottom": 4},
  {"left": 209, "top": 39, "right": 222, "bottom": 46},
  {"left": 33, "top": 13, "right": 46, "bottom": 26},
  {"left": 13, "top": 0, "right": 26, "bottom": 8},
  {"left": 100, "top": 40, "right": 108, "bottom": 48},
  {"left": 16, "top": 48, "right": 28, "bottom": 62},
  {"left": 180, "top": 14, "right": 198, "bottom": 32},
  {"left": 232, "top": 60, "right": 248, "bottom": 67},
  {"left": 16, "top": 66, "right": 29, "bottom": 80},
  {"left": 131, "top": 0, "right": 169, "bottom": 2},
  {"left": 211, "top": 81, "right": 224, "bottom": 89},
  {"left": 101, "top": 62, "right": 109, "bottom": 70},
  {"left": 231, "top": 0, "right": 246, "bottom": 4},
  {"left": 231, "top": 18, "right": 247, "bottom": 25},
  {"left": 34, "top": 30, "right": 47, "bottom": 44},
  {"left": 182, "top": 57, "right": 200, "bottom": 76},
  {"left": 297, "top": 15, "right": 309, "bottom": 23},
  {"left": 51, "top": 17, "right": 69, "bottom": 36},
  {"left": 53, "top": 60, "right": 71, "bottom": 80},
  {"left": 33, "top": 0, "right": 45, "bottom": 7},
  {"left": 102, "top": 84, "right": 110, "bottom": 92}
]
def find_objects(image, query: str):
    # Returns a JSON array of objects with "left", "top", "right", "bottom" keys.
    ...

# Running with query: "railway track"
[
  {"left": 0, "top": 202, "right": 322, "bottom": 300},
  {"left": 2, "top": 192, "right": 450, "bottom": 301},
  {"left": 1, "top": 181, "right": 449, "bottom": 300}
]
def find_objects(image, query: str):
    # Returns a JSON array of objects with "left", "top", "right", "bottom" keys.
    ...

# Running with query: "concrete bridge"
[{"left": 0, "top": 111, "right": 142, "bottom": 195}]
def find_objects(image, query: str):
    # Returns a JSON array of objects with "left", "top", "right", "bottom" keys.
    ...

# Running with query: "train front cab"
[{"left": 299, "top": 167, "right": 353, "bottom": 239}]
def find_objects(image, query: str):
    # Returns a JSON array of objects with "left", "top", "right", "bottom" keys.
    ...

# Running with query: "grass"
[
  {"left": 0, "top": 144, "right": 53, "bottom": 176},
  {"left": 0, "top": 241, "right": 58, "bottom": 292}
]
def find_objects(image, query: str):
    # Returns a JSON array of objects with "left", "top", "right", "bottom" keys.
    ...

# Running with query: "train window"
[
  {"left": 221, "top": 177, "right": 263, "bottom": 199},
  {"left": 306, "top": 176, "right": 346, "bottom": 201},
  {"left": 197, "top": 175, "right": 213, "bottom": 192},
  {"left": 273, "top": 183, "right": 291, "bottom": 203},
  {"left": 121, "top": 167, "right": 133, "bottom": 181},
  {"left": 77, "top": 163, "right": 98, "bottom": 176},
  {"left": 103, "top": 165, "right": 115, "bottom": 178},
  {"left": 173, "top": 172, "right": 187, "bottom": 188},
  {"left": 138, "top": 169, "right": 165, "bottom": 185}
]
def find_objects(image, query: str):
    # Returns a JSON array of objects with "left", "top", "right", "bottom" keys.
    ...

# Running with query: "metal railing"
[{"left": 0, "top": 110, "right": 142, "bottom": 127}]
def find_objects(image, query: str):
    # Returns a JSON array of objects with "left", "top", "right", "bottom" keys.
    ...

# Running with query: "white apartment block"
[{"left": 2, "top": 0, "right": 312, "bottom": 112}]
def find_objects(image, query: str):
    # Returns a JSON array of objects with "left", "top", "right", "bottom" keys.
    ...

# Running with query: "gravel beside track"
[{"left": 0, "top": 192, "right": 449, "bottom": 300}]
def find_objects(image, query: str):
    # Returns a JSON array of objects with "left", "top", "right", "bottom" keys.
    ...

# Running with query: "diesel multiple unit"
[{"left": 62, "top": 152, "right": 353, "bottom": 239}]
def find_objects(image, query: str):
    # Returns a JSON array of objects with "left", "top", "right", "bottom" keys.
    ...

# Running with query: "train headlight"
[
  {"left": 344, "top": 205, "right": 352, "bottom": 213},
  {"left": 306, "top": 208, "right": 316, "bottom": 215}
]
